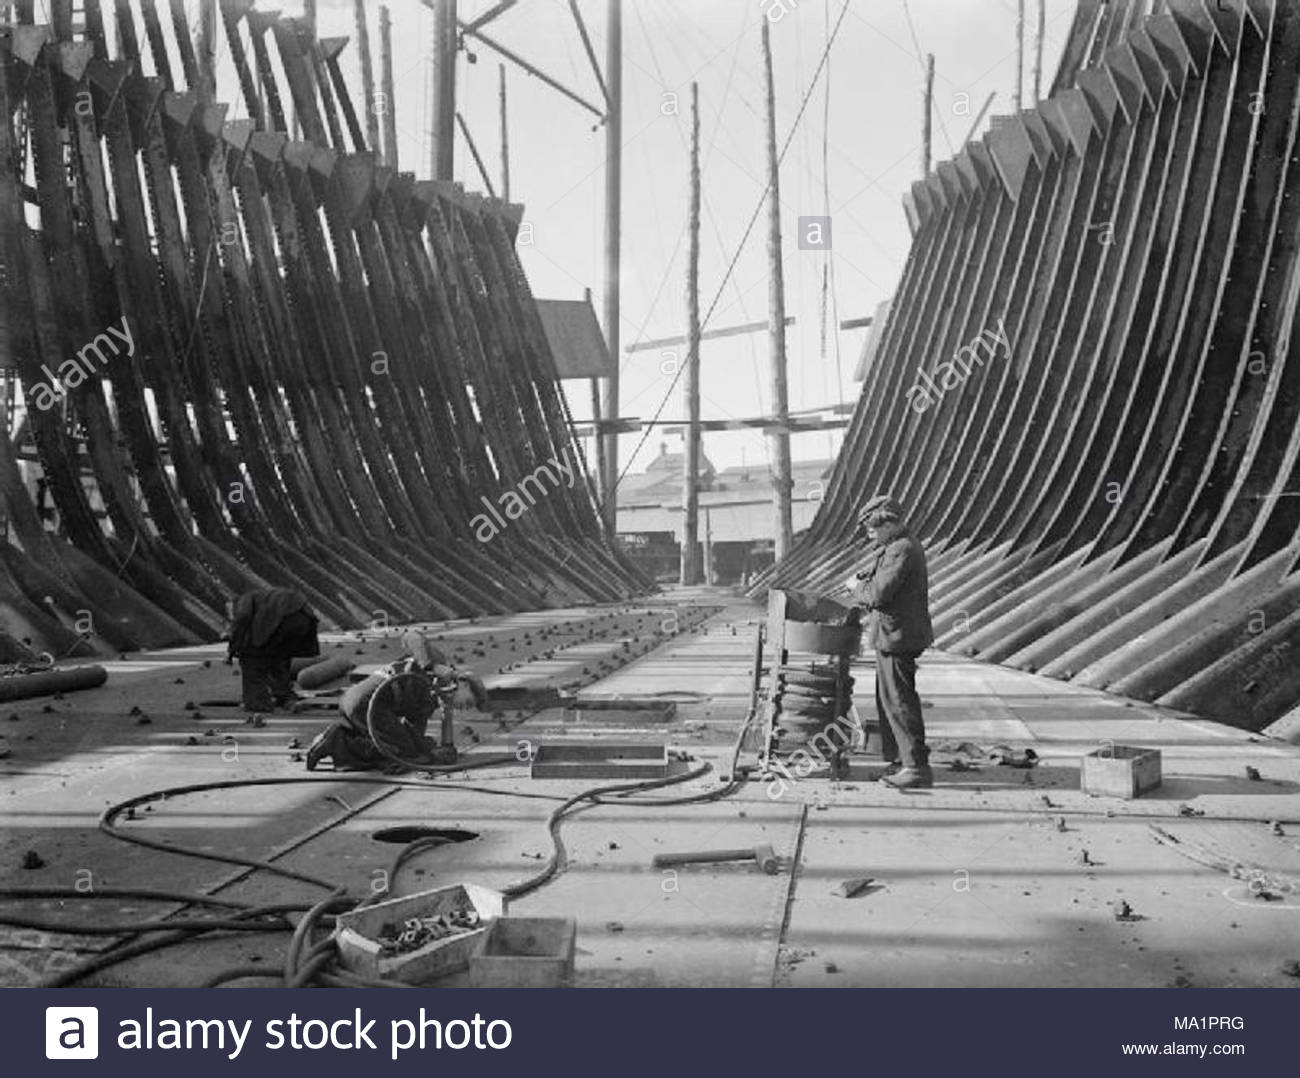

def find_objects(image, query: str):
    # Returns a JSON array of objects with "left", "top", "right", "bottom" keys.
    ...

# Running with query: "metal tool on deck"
[
  {"left": 428, "top": 672, "right": 463, "bottom": 766},
  {"left": 652, "top": 844, "right": 780, "bottom": 875}
]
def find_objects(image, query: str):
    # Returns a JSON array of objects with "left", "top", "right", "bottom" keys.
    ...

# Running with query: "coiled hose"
[{"left": 5, "top": 689, "right": 755, "bottom": 987}]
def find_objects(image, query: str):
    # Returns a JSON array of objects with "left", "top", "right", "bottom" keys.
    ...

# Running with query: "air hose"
[
  {"left": 8, "top": 758, "right": 738, "bottom": 987},
  {"left": 6, "top": 669, "right": 760, "bottom": 987}
]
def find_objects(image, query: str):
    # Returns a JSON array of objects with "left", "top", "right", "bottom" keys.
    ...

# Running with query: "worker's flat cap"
[{"left": 857, "top": 494, "right": 904, "bottom": 525}]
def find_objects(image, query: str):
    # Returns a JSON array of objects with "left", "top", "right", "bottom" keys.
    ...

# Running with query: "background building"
[{"left": 618, "top": 444, "right": 832, "bottom": 584}]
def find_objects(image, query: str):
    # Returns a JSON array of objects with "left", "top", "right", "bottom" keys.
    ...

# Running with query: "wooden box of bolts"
[
  {"left": 334, "top": 883, "right": 506, "bottom": 984},
  {"left": 469, "top": 917, "right": 577, "bottom": 988},
  {"left": 1081, "top": 745, "right": 1162, "bottom": 799}
]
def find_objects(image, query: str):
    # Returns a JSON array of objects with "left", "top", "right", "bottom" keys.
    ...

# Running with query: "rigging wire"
[
  {"left": 617, "top": 2, "right": 693, "bottom": 372},
  {"left": 618, "top": 7, "right": 687, "bottom": 380},
  {"left": 610, "top": 0, "right": 853, "bottom": 498},
  {"left": 821, "top": 0, "right": 846, "bottom": 461},
  {"left": 622, "top": 0, "right": 767, "bottom": 462},
  {"left": 675, "top": 0, "right": 769, "bottom": 452}
]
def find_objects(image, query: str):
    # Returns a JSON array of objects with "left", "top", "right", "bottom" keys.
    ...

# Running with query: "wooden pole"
[
  {"left": 600, "top": 0, "right": 623, "bottom": 537},
  {"left": 586, "top": 288, "right": 606, "bottom": 510},
  {"left": 50, "top": 0, "right": 72, "bottom": 39},
  {"left": 922, "top": 53, "right": 933, "bottom": 176},
  {"left": 680, "top": 82, "right": 701, "bottom": 587},
  {"left": 1014, "top": 0, "right": 1024, "bottom": 110},
  {"left": 1033, "top": 0, "right": 1045, "bottom": 103},
  {"left": 963, "top": 91, "right": 996, "bottom": 145},
  {"left": 761, "top": 20, "right": 794, "bottom": 563},
  {"left": 499, "top": 64, "right": 511, "bottom": 200},
  {"left": 84, "top": 0, "right": 107, "bottom": 57},
  {"left": 219, "top": 0, "right": 264, "bottom": 129},
  {"left": 456, "top": 113, "right": 496, "bottom": 196},
  {"left": 431, "top": 0, "right": 458, "bottom": 180},
  {"left": 704, "top": 505, "right": 714, "bottom": 586},
  {"left": 353, "top": 0, "right": 379, "bottom": 154},
  {"left": 567, "top": 0, "right": 610, "bottom": 106},
  {"left": 197, "top": 0, "right": 217, "bottom": 101},
  {"left": 625, "top": 316, "right": 796, "bottom": 353},
  {"left": 380, "top": 5, "right": 399, "bottom": 168}
]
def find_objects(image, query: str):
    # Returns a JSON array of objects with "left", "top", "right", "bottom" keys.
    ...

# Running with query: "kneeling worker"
[
  {"left": 227, "top": 587, "right": 320, "bottom": 712},
  {"left": 306, "top": 629, "right": 487, "bottom": 771},
  {"left": 847, "top": 495, "right": 935, "bottom": 789}
]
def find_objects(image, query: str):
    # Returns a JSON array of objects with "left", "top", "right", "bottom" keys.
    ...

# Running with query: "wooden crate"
[
  {"left": 531, "top": 742, "right": 669, "bottom": 779},
  {"left": 334, "top": 883, "right": 505, "bottom": 983},
  {"left": 469, "top": 917, "right": 577, "bottom": 988},
  {"left": 1081, "top": 745, "right": 1162, "bottom": 799}
]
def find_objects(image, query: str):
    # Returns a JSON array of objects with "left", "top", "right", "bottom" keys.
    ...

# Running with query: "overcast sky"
[{"left": 304, "top": 1, "right": 1075, "bottom": 474}]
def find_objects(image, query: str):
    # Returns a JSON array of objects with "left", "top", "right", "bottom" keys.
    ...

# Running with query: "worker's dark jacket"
[
  {"left": 228, "top": 589, "right": 319, "bottom": 660},
  {"left": 853, "top": 533, "right": 934, "bottom": 655}
]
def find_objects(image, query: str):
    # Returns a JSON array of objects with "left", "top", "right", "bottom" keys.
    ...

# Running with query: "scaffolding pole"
[
  {"left": 354, "top": 0, "right": 379, "bottom": 152},
  {"left": 600, "top": 0, "right": 622, "bottom": 537},
  {"left": 499, "top": 63, "right": 511, "bottom": 199},
  {"left": 380, "top": 5, "right": 399, "bottom": 168},
  {"left": 431, "top": 0, "right": 458, "bottom": 180},
  {"left": 761, "top": 19, "right": 794, "bottom": 562},
  {"left": 680, "top": 82, "right": 702, "bottom": 586}
]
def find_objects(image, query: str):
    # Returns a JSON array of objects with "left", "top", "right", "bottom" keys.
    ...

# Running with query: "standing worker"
[
  {"left": 227, "top": 587, "right": 320, "bottom": 712},
  {"left": 847, "top": 495, "right": 935, "bottom": 789}
]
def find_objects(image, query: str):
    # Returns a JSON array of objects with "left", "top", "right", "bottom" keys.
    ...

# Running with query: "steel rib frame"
[
  {"left": 757, "top": 0, "right": 1300, "bottom": 732},
  {"left": 0, "top": 5, "right": 643, "bottom": 661}
]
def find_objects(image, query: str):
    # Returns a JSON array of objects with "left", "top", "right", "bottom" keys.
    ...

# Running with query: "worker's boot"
[
  {"left": 881, "top": 765, "right": 933, "bottom": 789},
  {"left": 874, "top": 760, "right": 903, "bottom": 781},
  {"left": 305, "top": 725, "right": 340, "bottom": 771}
]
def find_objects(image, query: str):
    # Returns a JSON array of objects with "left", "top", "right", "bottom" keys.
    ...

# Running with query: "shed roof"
[{"left": 535, "top": 298, "right": 611, "bottom": 379}]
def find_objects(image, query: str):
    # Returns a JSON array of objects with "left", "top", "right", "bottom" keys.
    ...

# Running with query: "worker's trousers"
[
  {"left": 239, "top": 655, "right": 292, "bottom": 712},
  {"left": 875, "top": 651, "right": 929, "bottom": 769}
]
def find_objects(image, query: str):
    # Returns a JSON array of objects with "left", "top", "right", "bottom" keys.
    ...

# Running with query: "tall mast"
[
  {"left": 431, "top": 0, "right": 457, "bottom": 179},
  {"left": 600, "top": 0, "right": 623, "bottom": 537},
  {"left": 680, "top": 83, "right": 702, "bottom": 586},
  {"left": 761, "top": 19, "right": 794, "bottom": 562}
]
